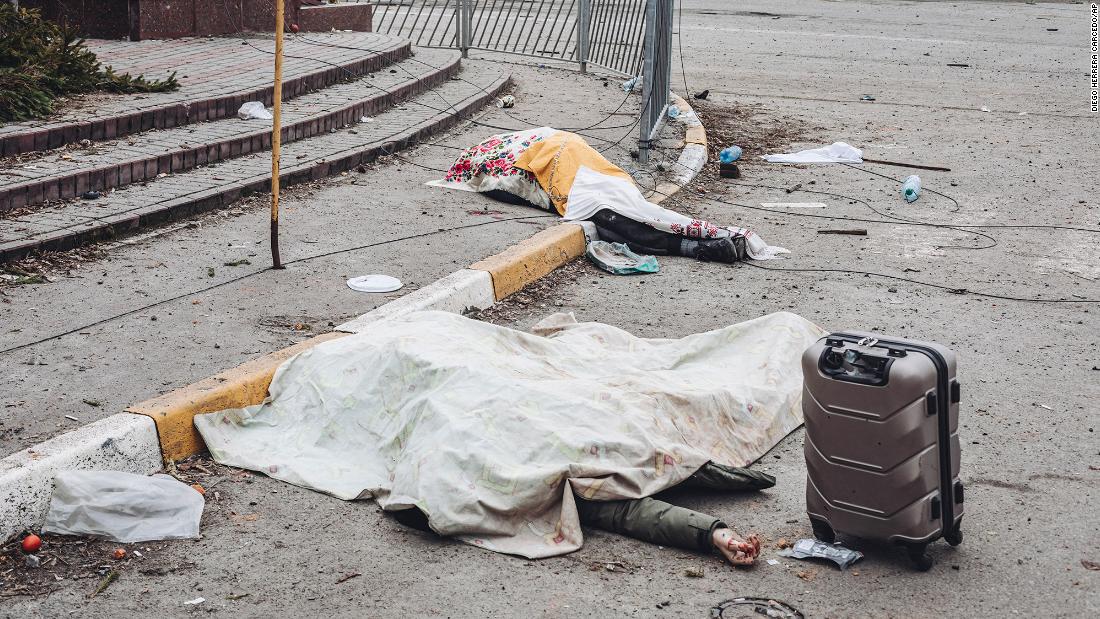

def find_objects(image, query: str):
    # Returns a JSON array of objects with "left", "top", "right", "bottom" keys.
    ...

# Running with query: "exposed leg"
[{"left": 575, "top": 496, "right": 760, "bottom": 566}]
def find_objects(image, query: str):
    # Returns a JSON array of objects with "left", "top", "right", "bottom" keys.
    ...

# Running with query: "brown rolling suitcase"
[{"left": 802, "top": 332, "right": 963, "bottom": 571}]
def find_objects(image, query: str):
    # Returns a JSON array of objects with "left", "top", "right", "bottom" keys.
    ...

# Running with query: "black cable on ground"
[
  {"left": 0, "top": 215, "right": 555, "bottom": 357},
  {"left": 737, "top": 261, "right": 1099, "bottom": 304}
]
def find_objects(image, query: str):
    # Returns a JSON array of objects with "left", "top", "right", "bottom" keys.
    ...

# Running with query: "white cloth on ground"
[
  {"left": 195, "top": 311, "right": 823, "bottom": 559},
  {"left": 762, "top": 142, "right": 863, "bottom": 164}
]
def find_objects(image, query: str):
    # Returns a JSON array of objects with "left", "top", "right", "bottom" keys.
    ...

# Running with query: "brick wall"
[{"left": 20, "top": 0, "right": 303, "bottom": 40}]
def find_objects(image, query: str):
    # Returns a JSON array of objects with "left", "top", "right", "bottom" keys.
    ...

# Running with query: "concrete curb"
[
  {"left": 0, "top": 85, "right": 707, "bottom": 543},
  {"left": 649, "top": 93, "right": 707, "bottom": 204}
]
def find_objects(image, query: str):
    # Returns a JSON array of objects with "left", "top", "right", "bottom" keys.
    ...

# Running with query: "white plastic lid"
[{"left": 346, "top": 274, "right": 403, "bottom": 293}]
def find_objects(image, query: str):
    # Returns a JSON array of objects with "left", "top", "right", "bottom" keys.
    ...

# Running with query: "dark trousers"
[{"left": 588, "top": 208, "right": 686, "bottom": 256}]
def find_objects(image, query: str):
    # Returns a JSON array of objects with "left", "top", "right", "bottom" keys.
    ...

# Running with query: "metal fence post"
[
  {"left": 577, "top": 0, "right": 591, "bottom": 73},
  {"left": 638, "top": 0, "right": 658, "bottom": 165},
  {"left": 459, "top": 0, "right": 471, "bottom": 59}
]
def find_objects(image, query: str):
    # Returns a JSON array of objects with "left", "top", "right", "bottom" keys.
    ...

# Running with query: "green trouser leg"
[
  {"left": 679, "top": 462, "right": 776, "bottom": 492},
  {"left": 575, "top": 496, "right": 724, "bottom": 553},
  {"left": 574, "top": 463, "right": 772, "bottom": 552}
]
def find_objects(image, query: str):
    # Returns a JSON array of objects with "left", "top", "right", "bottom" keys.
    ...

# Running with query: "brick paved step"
[
  {"left": 0, "top": 33, "right": 410, "bottom": 157},
  {"left": 0, "top": 62, "right": 511, "bottom": 263},
  {"left": 0, "top": 48, "right": 462, "bottom": 215}
]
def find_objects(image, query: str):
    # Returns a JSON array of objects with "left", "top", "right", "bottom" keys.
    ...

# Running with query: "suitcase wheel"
[
  {"left": 906, "top": 543, "right": 934, "bottom": 572},
  {"left": 944, "top": 525, "right": 963, "bottom": 547},
  {"left": 809, "top": 518, "right": 835, "bottom": 544}
]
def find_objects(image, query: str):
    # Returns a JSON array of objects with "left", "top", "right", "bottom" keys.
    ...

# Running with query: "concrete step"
[
  {"left": 0, "top": 61, "right": 510, "bottom": 263},
  {"left": 0, "top": 48, "right": 462, "bottom": 214},
  {"left": 0, "top": 33, "right": 409, "bottom": 157}
]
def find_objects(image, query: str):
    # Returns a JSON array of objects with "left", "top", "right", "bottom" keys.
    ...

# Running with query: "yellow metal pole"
[{"left": 270, "top": 0, "right": 285, "bottom": 269}]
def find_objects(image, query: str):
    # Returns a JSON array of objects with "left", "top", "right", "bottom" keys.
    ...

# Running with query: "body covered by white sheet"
[
  {"left": 195, "top": 311, "right": 824, "bottom": 558},
  {"left": 565, "top": 166, "right": 790, "bottom": 260}
]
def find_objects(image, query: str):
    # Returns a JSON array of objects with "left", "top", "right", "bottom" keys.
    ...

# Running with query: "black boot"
[{"left": 682, "top": 236, "right": 746, "bottom": 263}]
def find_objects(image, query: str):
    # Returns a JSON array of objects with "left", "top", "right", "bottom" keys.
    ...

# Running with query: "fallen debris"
[
  {"left": 91, "top": 570, "right": 119, "bottom": 597},
  {"left": 346, "top": 274, "right": 403, "bottom": 293},
  {"left": 902, "top": 175, "right": 922, "bottom": 203},
  {"left": 817, "top": 229, "right": 868, "bottom": 236},
  {"left": 779, "top": 539, "right": 864, "bottom": 569},
  {"left": 335, "top": 572, "right": 362, "bottom": 584},
  {"left": 1082, "top": 560, "right": 1100, "bottom": 571},
  {"left": 785, "top": 182, "right": 802, "bottom": 194},
  {"left": 720, "top": 146, "right": 742, "bottom": 163},
  {"left": 710, "top": 597, "right": 804, "bottom": 619},
  {"left": 693, "top": 89, "right": 709, "bottom": 100},
  {"left": 21, "top": 534, "right": 41, "bottom": 554},
  {"left": 44, "top": 470, "right": 205, "bottom": 543},
  {"left": 763, "top": 142, "right": 862, "bottom": 164},
  {"left": 585, "top": 241, "right": 659, "bottom": 275},
  {"left": 183, "top": 597, "right": 206, "bottom": 605},
  {"left": 863, "top": 157, "right": 951, "bottom": 172},
  {"left": 237, "top": 101, "right": 272, "bottom": 120},
  {"left": 684, "top": 567, "right": 705, "bottom": 578}
]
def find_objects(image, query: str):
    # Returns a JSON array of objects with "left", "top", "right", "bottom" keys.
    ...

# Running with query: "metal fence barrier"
[
  {"left": 371, "top": 1, "right": 649, "bottom": 77},
  {"left": 636, "top": 0, "right": 672, "bottom": 165},
  {"left": 371, "top": 0, "right": 673, "bottom": 162}
]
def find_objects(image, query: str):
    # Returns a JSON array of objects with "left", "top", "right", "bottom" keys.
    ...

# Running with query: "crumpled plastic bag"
[
  {"left": 43, "top": 470, "right": 204, "bottom": 543},
  {"left": 778, "top": 538, "right": 864, "bottom": 569},
  {"left": 762, "top": 142, "right": 862, "bottom": 164},
  {"left": 585, "top": 241, "right": 659, "bottom": 275},
  {"left": 237, "top": 101, "right": 273, "bottom": 120}
]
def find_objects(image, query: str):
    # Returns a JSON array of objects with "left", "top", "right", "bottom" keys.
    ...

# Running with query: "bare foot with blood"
[{"left": 712, "top": 527, "right": 762, "bottom": 566}]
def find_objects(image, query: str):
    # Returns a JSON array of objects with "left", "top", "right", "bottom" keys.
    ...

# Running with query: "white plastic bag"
[
  {"left": 43, "top": 470, "right": 204, "bottom": 542},
  {"left": 762, "top": 142, "right": 863, "bottom": 164},
  {"left": 237, "top": 101, "right": 273, "bottom": 121}
]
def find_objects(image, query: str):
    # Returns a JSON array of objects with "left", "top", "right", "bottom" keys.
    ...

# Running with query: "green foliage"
[{"left": 0, "top": 5, "right": 179, "bottom": 123}]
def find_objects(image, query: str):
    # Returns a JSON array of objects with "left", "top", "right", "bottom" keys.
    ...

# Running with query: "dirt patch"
[
  {"left": 692, "top": 99, "right": 821, "bottom": 178},
  {"left": 0, "top": 455, "right": 236, "bottom": 600},
  {"left": 0, "top": 245, "right": 106, "bottom": 293},
  {"left": 467, "top": 259, "right": 593, "bottom": 325}
]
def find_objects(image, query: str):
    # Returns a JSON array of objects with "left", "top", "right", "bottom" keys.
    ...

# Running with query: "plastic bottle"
[
  {"left": 720, "top": 146, "right": 742, "bottom": 164},
  {"left": 901, "top": 175, "right": 921, "bottom": 203}
]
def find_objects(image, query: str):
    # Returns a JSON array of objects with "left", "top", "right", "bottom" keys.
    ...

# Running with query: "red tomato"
[{"left": 21, "top": 534, "right": 41, "bottom": 553}]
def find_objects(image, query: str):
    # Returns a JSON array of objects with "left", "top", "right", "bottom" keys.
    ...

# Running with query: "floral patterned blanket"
[{"left": 426, "top": 128, "right": 556, "bottom": 210}]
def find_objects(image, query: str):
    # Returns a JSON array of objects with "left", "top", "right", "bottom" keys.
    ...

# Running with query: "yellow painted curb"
[
  {"left": 470, "top": 223, "right": 587, "bottom": 300},
  {"left": 127, "top": 332, "right": 347, "bottom": 461}
]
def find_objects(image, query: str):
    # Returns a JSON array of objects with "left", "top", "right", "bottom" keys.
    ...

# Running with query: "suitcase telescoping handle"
[{"left": 826, "top": 333, "right": 960, "bottom": 532}]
